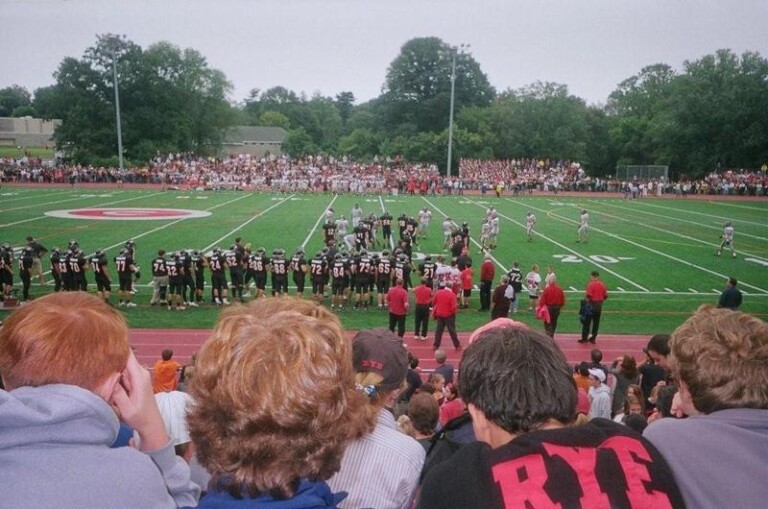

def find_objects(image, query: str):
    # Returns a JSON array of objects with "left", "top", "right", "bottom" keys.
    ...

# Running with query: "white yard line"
[
  {"left": 0, "top": 191, "right": 167, "bottom": 228},
  {"left": 0, "top": 189, "right": 71, "bottom": 204},
  {"left": 379, "top": 195, "right": 396, "bottom": 250},
  {"left": 2, "top": 191, "right": 132, "bottom": 212},
  {"left": 532, "top": 202, "right": 768, "bottom": 295},
  {"left": 595, "top": 200, "right": 768, "bottom": 243},
  {"left": 301, "top": 194, "right": 338, "bottom": 248},
  {"left": 632, "top": 200, "right": 768, "bottom": 229},
  {"left": 203, "top": 194, "right": 296, "bottom": 252},
  {"left": 704, "top": 201, "right": 768, "bottom": 212},
  {"left": 499, "top": 198, "right": 650, "bottom": 292}
]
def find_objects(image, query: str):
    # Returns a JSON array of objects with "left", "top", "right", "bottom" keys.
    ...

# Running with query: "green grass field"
[
  {"left": 0, "top": 146, "right": 55, "bottom": 159},
  {"left": 2, "top": 186, "right": 766, "bottom": 333}
]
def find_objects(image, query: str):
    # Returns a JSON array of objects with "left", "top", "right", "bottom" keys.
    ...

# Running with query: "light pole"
[
  {"left": 446, "top": 43, "right": 468, "bottom": 178},
  {"left": 112, "top": 52, "right": 124, "bottom": 171}
]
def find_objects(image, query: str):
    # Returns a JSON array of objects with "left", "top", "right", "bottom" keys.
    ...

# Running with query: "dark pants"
[
  {"left": 582, "top": 312, "right": 602, "bottom": 342},
  {"left": 20, "top": 271, "right": 31, "bottom": 300},
  {"left": 479, "top": 280, "right": 492, "bottom": 310},
  {"left": 389, "top": 313, "right": 406, "bottom": 337},
  {"left": 434, "top": 315, "right": 460, "bottom": 349},
  {"left": 545, "top": 305, "right": 561, "bottom": 338},
  {"left": 415, "top": 304, "right": 430, "bottom": 336}
]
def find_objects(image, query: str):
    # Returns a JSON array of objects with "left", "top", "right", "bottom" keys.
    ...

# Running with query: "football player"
[
  {"left": 290, "top": 247, "right": 308, "bottom": 296},
  {"left": 271, "top": 248, "right": 289, "bottom": 297},
  {"left": 114, "top": 248, "right": 137, "bottom": 307},
  {"left": 90, "top": 249, "right": 111, "bottom": 304}
]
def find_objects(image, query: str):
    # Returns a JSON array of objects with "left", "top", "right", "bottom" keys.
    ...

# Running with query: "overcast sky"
[{"left": 1, "top": 0, "right": 766, "bottom": 106}]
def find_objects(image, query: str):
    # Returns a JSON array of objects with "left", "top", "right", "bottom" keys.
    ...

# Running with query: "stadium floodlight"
[
  {"left": 112, "top": 52, "right": 124, "bottom": 171},
  {"left": 446, "top": 43, "right": 469, "bottom": 179}
]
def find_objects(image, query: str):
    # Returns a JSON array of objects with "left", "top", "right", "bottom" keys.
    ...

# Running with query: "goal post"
[{"left": 615, "top": 165, "right": 669, "bottom": 182}]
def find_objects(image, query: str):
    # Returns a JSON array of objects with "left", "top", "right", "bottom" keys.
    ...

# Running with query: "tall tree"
[
  {"left": 380, "top": 37, "right": 495, "bottom": 133},
  {"left": 0, "top": 85, "right": 32, "bottom": 117},
  {"left": 41, "top": 34, "right": 233, "bottom": 164}
]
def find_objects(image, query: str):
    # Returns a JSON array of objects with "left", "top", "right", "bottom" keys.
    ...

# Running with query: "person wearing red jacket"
[
  {"left": 478, "top": 254, "right": 495, "bottom": 312},
  {"left": 538, "top": 275, "right": 566, "bottom": 338},
  {"left": 387, "top": 278, "right": 410, "bottom": 338},
  {"left": 413, "top": 278, "right": 433, "bottom": 340},
  {"left": 432, "top": 283, "right": 461, "bottom": 351},
  {"left": 580, "top": 271, "right": 608, "bottom": 344}
]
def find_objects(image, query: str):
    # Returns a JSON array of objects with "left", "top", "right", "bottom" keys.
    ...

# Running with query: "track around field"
[{"left": 131, "top": 328, "right": 649, "bottom": 372}]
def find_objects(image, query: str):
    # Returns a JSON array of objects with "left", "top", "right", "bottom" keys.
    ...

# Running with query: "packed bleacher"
[{"left": 4, "top": 152, "right": 767, "bottom": 195}]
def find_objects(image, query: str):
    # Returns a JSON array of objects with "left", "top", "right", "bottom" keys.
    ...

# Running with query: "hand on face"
[{"left": 110, "top": 351, "right": 169, "bottom": 451}]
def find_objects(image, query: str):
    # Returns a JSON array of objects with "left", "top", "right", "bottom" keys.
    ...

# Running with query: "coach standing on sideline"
[
  {"left": 413, "top": 277, "right": 432, "bottom": 341},
  {"left": 579, "top": 271, "right": 607, "bottom": 344},
  {"left": 432, "top": 282, "right": 461, "bottom": 351},
  {"left": 478, "top": 254, "right": 495, "bottom": 312},
  {"left": 539, "top": 274, "right": 565, "bottom": 338},
  {"left": 387, "top": 278, "right": 409, "bottom": 338},
  {"left": 26, "top": 236, "right": 48, "bottom": 286}
]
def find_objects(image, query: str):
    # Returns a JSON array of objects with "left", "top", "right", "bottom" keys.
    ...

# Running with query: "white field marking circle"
[{"left": 45, "top": 208, "right": 212, "bottom": 221}]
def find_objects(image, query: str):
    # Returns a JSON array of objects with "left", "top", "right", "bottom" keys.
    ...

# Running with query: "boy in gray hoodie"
[{"left": 0, "top": 291, "right": 200, "bottom": 508}]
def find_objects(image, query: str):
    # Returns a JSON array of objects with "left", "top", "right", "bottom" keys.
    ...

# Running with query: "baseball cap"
[
  {"left": 588, "top": 368, "right": 606, "bottom": 383},
  {"left": 352, "top": 328, "right": 408, "bottom": 392}
]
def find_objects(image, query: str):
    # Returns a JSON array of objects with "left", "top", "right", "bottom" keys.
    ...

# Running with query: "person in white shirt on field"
[
  {"left": 525, "top": 264, "right": 542, "bottom": 311},
  {"left": 442, "top": 218, "right": 454, "bottom": 249},
  {"left": 418, "top": 207, "right": 432, "bottom": 238},
  {"left": 716, "top": 221, "right": 736, "bottom": 258},
  {"left": 351, "top": 204, "right": 363, "bottom": 228},
  {"left": 525, "top": 211, "right": 537, "bottom": 243},
  {"left": 488, "top": 212, "right": 500, "bottom": 249},
  {"left": 479, "top": 219, "right": 491, "bottom": 250},
  {"left": 577, "top": 209, "right": 590, "bottom": 243},
  {"left": 336, "top": 215, "right": 349, "bottom": 243}
]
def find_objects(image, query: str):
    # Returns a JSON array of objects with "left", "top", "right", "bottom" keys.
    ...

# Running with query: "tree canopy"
[{"left": 12, "top": 35, "right": 768, "bottom": 177}]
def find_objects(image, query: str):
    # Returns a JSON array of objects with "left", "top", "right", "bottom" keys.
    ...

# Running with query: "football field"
[{"left": 2, "top": 185, "right": 766, "bottom": 334}]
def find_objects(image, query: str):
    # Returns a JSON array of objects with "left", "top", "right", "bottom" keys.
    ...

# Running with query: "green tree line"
[{"left": 4, "top": 35, "right": 767, "bottom": 178}]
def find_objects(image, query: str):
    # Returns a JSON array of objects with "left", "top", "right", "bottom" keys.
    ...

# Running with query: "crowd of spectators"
[
  {"left": 0, "top": 288, "right": 766, "bottom": 507},
  {"left": 3, "top": 152, "right": 766, "bottom": 196}
]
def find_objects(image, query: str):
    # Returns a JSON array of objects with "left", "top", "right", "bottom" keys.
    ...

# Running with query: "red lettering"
[
  {"left": 541, "top": 443, "right": 611, "bottom": 506},
  {"left": 492, "top": 455, "right": 560, "bottom": 508},
  {"left": 600, "top": 437, "right": 672, "bottom": 508}
]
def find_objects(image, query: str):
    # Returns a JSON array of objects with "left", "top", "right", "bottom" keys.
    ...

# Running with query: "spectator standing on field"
[
  {"left": 538, "top": 274, "right": 565, "bottom": 338},
  {"left": 25, "top": 236, "right": 48, "bottom": 286},
  {"left": 491, "top": 276, "right": 513, "bottom": 319},
  {"left": 386, "top": 278, "right": 409, "bottom": 338},
  {"left": 579, "top": 271, "right": 608, "bottom": 344},
  {"left": 478, "top": 254, "right": 495, "bottom": 312},
  {"left": 432, "top": 282, "right": 462, "bottom": 352},
  {"left": 717, "top": 277, "right": 742, "bottom": 310},
  {"left": 413, "top": 277, "right": 432, "bottom": 341}
]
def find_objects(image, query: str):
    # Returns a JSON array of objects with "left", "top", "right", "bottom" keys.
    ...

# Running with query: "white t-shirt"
[{"left": 526, "top": 271, "right": 542, "bottom": 297}]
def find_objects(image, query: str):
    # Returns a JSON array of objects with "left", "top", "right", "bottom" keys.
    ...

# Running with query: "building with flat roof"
[
  {"left": 0, "top": 117, "right": 61, "bottom": 148},
  {"left": 221, "top": 125, "right": 287, "bottom": 158}
]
